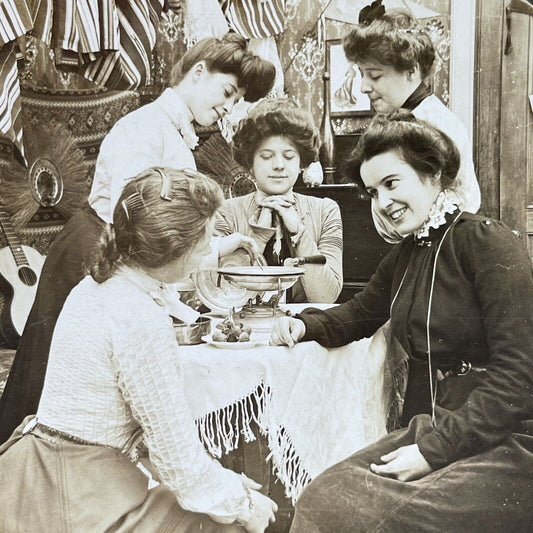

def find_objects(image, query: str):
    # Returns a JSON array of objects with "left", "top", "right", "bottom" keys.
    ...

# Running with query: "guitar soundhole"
[{"left": 18, "top": 266, "right": 38, "bottom": 286}]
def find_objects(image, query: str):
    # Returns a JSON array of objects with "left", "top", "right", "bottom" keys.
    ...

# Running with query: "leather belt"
[{"left": 25, "top": 420, "right": 147, "bottom": 462}]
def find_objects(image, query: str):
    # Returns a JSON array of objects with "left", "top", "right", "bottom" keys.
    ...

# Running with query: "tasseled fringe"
[
  {"left": 196, "top": 382, "right": 269, "bottom": 458},
  {"left": 195, "top": 381, "right": 312, "bottom": 503},
  {"left": 265, "top": 426, "right": 312, "bottom": 504},
  {"left": 385, "top": 357, "right": 409, "bottom": 433}
]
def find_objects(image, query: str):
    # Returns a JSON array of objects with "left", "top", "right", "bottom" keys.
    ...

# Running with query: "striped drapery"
[
  {"left": 0, "top": 0, "right": 164, "bottom": 161},
  {"left": 33, "top": 0, "right": 164, "bottom": 90},
  {"left": 0, "top": 42, "right": 24, "bottom": 159},
  {"left": 222, "top": 0, "right": 286, "bottom": 39},
  {"left": 0, "top": 0, "right": 34, "bottom": 160}
]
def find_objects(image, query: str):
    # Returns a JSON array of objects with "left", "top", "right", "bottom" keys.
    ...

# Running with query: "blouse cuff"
[
  {"left": 235, "top": 475, "right": 255, "bottom": 526},
  {"left": 249, "top": 216, "right": 276, "bottom": 234},
  {"left": 290, "top": 223, "right": 306, "bottom": 247},
  {"left": 200, "top": 236, "right": 222, "bottom": 271}
]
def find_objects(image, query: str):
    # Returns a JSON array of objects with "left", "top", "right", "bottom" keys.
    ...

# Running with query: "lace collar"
[
  {"left": 414, "top": 190, "right": 459, "bottom": 241},
  {"left": 156, "top": 88, "right": 199, "bottom": 150},
  {"left": 118, "top": 265, "right": 200, "bottom": 323}
]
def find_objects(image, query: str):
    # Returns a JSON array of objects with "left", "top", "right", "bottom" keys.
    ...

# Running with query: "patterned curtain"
[{"left": 0, "top": 0, "right": 34, "bottom": 159}]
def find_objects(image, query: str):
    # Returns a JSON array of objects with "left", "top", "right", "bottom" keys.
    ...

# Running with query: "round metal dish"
[
  {"left": 172, "top": 316, "right": 212, "bottom": 345},
  {"left": 218, "top": 266, "right": 305, "bottom": 292}
]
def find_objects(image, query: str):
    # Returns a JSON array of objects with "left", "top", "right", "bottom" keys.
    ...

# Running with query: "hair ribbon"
[{"left": 358, "top": 0, "right": 385, "bottom": 25}]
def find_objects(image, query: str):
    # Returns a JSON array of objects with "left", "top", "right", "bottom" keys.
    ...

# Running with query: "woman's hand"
[
  {"left": 219, "top": 233, "right": 262, "bottom": 262},
  {"left": 270, "top": 316, "right": 306, "bottom": 347},
  {"left": 242, "top": 490, "right": 278, "bottom": 533},
  {"left": 258, "top": 196, "right": 301, "bottom": 234},
  {"left": 238, "top": 477, "right": 277, "bottom": 533},
  {"left": 370, "top": 444, "right": 433, "bottom": 481}
]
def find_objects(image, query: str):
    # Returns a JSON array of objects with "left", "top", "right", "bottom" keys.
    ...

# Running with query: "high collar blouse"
[
  {"left": 88, "top": 88, "right": 197, "bottom": 224},
  {"left": 37, "top": 266, "right": 252, "bottom": 523}
]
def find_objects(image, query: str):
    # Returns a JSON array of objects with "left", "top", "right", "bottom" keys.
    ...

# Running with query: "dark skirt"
[
  {"left": 0, "top": 206, "right": 105, "bottom": 443},
  {"left": 0, "top": 418, "right": 244, "bottom": 532},
  {"left": 289, "top": 414, "right": 533, "bottom": 533}
]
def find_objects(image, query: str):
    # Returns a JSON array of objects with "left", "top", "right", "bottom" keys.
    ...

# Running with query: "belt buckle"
[
  {"left": 437, "top": 360, "right": 472, "bottom": 381},
  {"left": 456, "top": 360, "right": 472, "bottom": 376}
]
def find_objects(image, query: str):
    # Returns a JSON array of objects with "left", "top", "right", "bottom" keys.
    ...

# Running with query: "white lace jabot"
[{"left": 414, "top": 190, "right": 458, "bottom": 240}]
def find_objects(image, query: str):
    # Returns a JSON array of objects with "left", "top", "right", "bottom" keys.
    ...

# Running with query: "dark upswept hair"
[
  {"left": 347, "top": 110, "right": 460, "bottom": 191},
  {"left": 343, "top": 9, "right": 435, "bottom": 79},
  {"left": 90, "top": 167, "right": 224, "bottom": 283},
  {"left": 170, "top": 33, "right": 276, "bottom": 102},
  {"left": 232, "top": 98, "right": 320, "bottom": 169}
]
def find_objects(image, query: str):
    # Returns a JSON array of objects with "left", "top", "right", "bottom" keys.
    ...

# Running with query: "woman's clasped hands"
[{"left": 257, "top": 195, "right": 302, "bottom": 235}]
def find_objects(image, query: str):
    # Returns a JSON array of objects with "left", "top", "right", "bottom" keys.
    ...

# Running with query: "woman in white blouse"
[
  {"left": 0, "top": 33, "right": 276, "bottom": 444},
  {"left": 0, "top": 167, "right": 278, "bottom": 532}
]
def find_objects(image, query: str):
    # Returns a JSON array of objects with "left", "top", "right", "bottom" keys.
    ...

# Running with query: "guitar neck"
[{"left": 0, "top": 208, "right": 29, "bottom": 267}]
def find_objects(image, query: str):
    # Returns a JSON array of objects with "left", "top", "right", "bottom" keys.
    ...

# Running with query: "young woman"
[
  {"left": 271, "top": 112, "right": 533, "bottom": 532},
  {"left": 0, "top": 167, "right": 278, "bottom": 532},
  {"left": 214, "top": 98, "right": 343, "bottom": 303},
  {"left": 0, "top": 33, "right": 276, "bottom": 444},
  {"left": 343, "top": 6, "right": 481, "bottom": 243}
]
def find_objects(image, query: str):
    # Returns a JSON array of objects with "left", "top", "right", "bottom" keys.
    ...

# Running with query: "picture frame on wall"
[{"left": 327, "top": 39, "right": 372, "bottom": 116}]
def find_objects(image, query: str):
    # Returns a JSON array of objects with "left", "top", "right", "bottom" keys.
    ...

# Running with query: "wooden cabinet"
[{"left": 295, "top": 184, "right": 392, "bottom": 302}]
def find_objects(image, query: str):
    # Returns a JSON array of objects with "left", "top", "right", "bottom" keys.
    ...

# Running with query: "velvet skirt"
[
  {"left": 0, "top": 418, "right": 244, "bottom": 532},
  {"left": 289, "top": 414, "right": 533, "bottom": 533}
]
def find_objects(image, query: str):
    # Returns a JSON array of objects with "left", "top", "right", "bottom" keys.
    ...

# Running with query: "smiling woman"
[
  {"left": 342, "top": 7, "right": 480, "bottom": 244},
  {"left": 361, "top": 151, "right": 442, "bottom": 236},
  {"left": 271, "top": 112, "right": 533, "bottom": 532}
]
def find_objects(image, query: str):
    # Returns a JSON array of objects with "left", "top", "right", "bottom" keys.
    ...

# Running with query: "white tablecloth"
[{"left": 179, "top": 308, "right": 389, "bottom": 502}]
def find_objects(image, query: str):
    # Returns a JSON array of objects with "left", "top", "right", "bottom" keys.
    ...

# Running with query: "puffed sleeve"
[
  {"left": 298, "top": 242, "right": 403, "bottom": 347},
  {"left": 109, "top": 305, "right": 252, "bottom": 524},
  {"left": 418, "top": 219, "right": 533, "bottom": 468},
  {"left": 293, "top": 197, "right": 343, "bottom": 303}
]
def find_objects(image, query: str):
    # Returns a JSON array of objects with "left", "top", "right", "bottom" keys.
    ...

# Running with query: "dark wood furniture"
[{"left": 295, "top": 183, "right": 393, "bottom": 302}]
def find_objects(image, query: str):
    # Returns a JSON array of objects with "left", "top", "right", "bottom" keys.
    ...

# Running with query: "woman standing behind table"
[
  {"left": 0, "top": 33, "right": 276, "bottom": 444},
  {"left": 271, "top": 112, "right": 533, "bottom": 532},
  {"left": 0, "top": 167, "right": 277, "bottom": 533},
  {"left": 215, "top": 98, "right": 343, "bottom": 303},
  {"left": 343, "top": 4, "right": 480, "bottom": 243}
]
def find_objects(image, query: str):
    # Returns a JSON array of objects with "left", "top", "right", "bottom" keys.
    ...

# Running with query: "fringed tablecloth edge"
[{"left": 194, "top": 379, "right": 312, "bottom": 503}]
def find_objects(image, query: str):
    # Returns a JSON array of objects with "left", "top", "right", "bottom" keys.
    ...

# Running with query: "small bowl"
[{"left": 173, "top": 316, "right": 212, "bottom": 345}]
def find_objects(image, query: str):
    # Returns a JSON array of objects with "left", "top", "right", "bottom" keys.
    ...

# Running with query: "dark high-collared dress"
[{"left": 290, "top": 210, "right": 533, "bottom": 532}]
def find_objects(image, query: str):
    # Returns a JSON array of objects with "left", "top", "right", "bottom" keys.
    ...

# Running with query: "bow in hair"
[{"left": 358, "top": 0, "right": 385, "bottom": 25}]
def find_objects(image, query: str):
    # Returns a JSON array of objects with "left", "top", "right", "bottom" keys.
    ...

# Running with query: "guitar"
[{"left": 0, "top": 206, "right": 45, "bottom": 347}]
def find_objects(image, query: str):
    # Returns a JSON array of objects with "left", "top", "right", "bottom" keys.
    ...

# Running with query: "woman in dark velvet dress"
[{"left": 271, "top": 112, "right": 533, "bottom": 532}]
